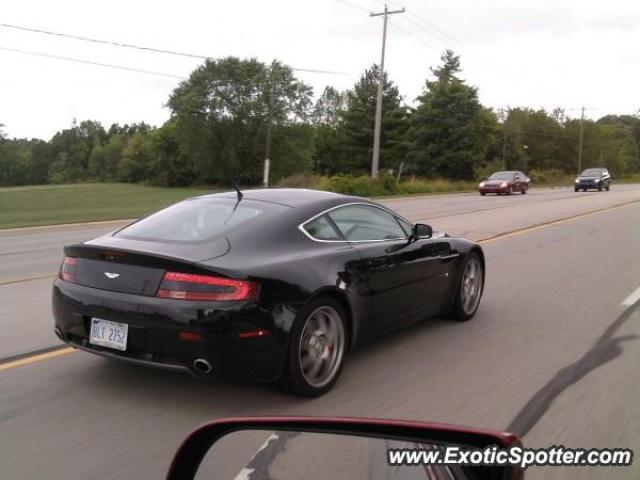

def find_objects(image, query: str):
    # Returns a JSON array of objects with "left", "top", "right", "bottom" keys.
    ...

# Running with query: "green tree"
[
  {"left": 168, "top": 57, "right": 313, "bottom": 184},
  {"left": 408, "top": 50, "right": 490, "bottom": 180},
  {"left": 337, "top": 65, "right": 408, "bottom": 174},
  {"left": 312, "top": 87, "right": 347, "bottom": 174}
]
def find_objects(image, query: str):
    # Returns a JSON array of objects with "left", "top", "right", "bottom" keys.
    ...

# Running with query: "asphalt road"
[{"left": 1, "top": 185, "right": 640, "bottom": 479}]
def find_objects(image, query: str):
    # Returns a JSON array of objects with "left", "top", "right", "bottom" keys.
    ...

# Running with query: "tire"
[
  {"left": 480, "top": 192, "right": 486, "bottom": 196},
  {"left": 507, "top": 187, "right": 513, "bottom": 195},
  {"left": 449, "top": 253, "right": 484, "bottom": 321},
  {"left": 574, "top": 188, "right": 579, "bottom": 192},
  {"left": 598, "top": 184, "right": 603, "bottom": 191},
  {"left": 283, "top": 296, "right": 348, "bottom": 397},
  {"left": 521, "top": 186, "right": 527, "bottom": 194},
  {"left": 606, "top": 182, "right": 610, "bottom": 191}
]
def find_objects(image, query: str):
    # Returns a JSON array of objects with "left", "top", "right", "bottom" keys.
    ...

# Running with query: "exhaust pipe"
[
  {"left": 192, "top": 358, "right": 212, "bottom": 375},
  {"left": 54, "top": 328, "right": 64, "bottom": 341}
]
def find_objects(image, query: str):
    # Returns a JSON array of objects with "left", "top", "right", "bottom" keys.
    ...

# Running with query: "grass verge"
[{"left": 0, "top": 183, "right": 213, "bottom": 229}]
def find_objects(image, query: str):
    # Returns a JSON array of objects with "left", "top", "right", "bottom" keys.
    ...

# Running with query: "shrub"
[
  {"left": 276, "top": 173, "right": 322, "bottom": 189},
  {"left": 475, "top": 159, "right": 505, "bottom": 181},
  {"left": 528, "top": 169, "right": 569, "bottom": 185}
]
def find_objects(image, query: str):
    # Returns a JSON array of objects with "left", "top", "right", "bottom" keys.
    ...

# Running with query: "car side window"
[
  {"left": 328, "top": 205, "right": 407, "bottom": 241},
  {"left": 303, "top": 214, "right": 342, "bottom": 240}
]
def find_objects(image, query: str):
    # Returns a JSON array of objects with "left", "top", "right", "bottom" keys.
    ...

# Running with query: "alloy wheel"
[
  {"left": 298, "top": 306, "right": 345, "bottom": 388},
  {"left": 460, "top": 258, "right": 483, "bottom": 315}
]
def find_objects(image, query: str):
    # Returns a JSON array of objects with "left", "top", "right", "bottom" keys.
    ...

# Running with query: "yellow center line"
[
  {"left": 0, "top": 347, "right": 76, "bottom": 371},
  {"left": 477, "top": 200, "right": 639, "bottom": 245},
  {"left": 0, "top": 273, "right": 57, "bottom": 286},
  {"left": 2, "top": 199, "right": 638, "bottom": 372}
]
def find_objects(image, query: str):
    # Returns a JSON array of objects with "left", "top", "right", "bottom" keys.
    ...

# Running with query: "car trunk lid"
[{"left": 63, "top": 241, "right": 229, "bottom": 296}]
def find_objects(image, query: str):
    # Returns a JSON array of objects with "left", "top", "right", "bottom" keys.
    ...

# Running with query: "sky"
[{"left": 1, "top": 0, "right": 639, "bottom": 140}]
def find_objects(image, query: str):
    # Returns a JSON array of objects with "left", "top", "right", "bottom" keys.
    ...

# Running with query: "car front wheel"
[
  {"left": 284, "top": 297, "right": 347, "bottom": 397},
  {"left": 449, "top": 253, "right": 484, "bottom": 321}
]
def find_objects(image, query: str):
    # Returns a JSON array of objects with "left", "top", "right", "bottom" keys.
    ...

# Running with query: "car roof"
[{"left": 196, "top": 188, "right": 358, "bottom": 208}]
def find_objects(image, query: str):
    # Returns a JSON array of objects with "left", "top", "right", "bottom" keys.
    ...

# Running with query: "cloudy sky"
[{"left": 1, "top": 0, "right": 638, "bottom": 140}]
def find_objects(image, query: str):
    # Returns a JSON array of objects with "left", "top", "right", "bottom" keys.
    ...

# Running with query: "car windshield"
[
  {"left": 489, "top": 172, "right": 515, "bottom": 180},
  {"left": 581, "top": 169, "right": 603, "bottom": 177},
  {"left": 115, "top": 198, "right": 263, "bottom": 242}
]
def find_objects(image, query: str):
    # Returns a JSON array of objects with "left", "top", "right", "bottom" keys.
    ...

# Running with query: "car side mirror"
[
  {"left": 167, "top": 416, "right": 523, "bottom": 480},
  {"left": 413, "top": 223, "right": 433, "bottom": 239}
]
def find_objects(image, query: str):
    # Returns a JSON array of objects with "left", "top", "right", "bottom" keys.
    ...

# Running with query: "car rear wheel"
[
  {"left": 606, "top": 183, "right": 610, "bottom": 191},
  {"left": 449, "top": 253, "right": 484, "bottom": 321},
  {"left": 283, "top": 297, "right": 347, "bottom": 397},
  {"left": 598, "top": 184, "right": 603, "bottom": 191},
  {"left": 521, "top": 185, "right": 527, "bottom": 194}
]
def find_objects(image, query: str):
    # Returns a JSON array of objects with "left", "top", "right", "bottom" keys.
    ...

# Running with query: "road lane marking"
[
  {"left": 0, "top": 273, "right": 56, "bottom": 286},
  {"left": 477, "top": 200, "right": 640, "bottom": 245},
  {"left": 0, "top": 347, "right": 76, "bottom": 371},
  {"left": 0, "top": 218, "right": 136, "bottom": 233},
  {"left": 622, "top": 287, "right": 640, "bottom": 306}
]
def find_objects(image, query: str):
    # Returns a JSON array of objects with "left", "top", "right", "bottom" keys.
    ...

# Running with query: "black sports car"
[{"left": 53, "top": 189, "right": 485, "bottom": 396}]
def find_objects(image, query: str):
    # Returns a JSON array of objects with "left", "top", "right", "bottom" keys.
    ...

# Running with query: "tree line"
[{"left": 1, "top": 51, "right": 639, "bottom": 187}]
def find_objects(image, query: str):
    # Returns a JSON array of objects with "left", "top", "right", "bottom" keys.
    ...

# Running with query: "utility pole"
[
  {"left": 263, "top": 61, "right": 275, "bottom": 188},
  {"left": 370, "top": 3, "right": 404, "bottom": 178},
  {"left": 500, "top": 107, "right": 509, "bottom": 169},
  {"left": 577, "top": 106, "right": 585, "bottom": 174}
]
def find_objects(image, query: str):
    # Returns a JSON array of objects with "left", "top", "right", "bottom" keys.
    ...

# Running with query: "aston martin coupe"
[{"left": 52, "top": 189, "right": 485, "bottom": 396}]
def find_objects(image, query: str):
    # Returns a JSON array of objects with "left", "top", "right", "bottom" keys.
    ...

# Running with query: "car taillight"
[
  {"left": 59, "top": 256, "right": 77, "bottom": 283},
  {"left": 157, "top": 272, "right": 259, "bottom": 301}
]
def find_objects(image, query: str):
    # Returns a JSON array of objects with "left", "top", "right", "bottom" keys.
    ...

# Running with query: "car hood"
[{"left": 484, "top": 180, "right": 510, "bottom": 185}]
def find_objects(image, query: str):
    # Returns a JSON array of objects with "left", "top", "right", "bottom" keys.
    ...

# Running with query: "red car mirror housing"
[{"left": 166, "top": 416, "right": 523, "bottom": 480}]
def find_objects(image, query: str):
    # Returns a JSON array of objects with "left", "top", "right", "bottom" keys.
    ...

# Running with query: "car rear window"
[{"left": 115, "top": 199, "right": 263, "bottom": 242}]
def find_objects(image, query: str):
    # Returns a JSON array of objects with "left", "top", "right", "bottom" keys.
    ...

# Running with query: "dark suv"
[{"left": 575, "top": 168, "right": 611, "bottom": 192}]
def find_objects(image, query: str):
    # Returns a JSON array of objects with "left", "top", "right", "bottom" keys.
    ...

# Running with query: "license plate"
[{"left": 89, "top": 318, "right": 128, "bottom": 351}]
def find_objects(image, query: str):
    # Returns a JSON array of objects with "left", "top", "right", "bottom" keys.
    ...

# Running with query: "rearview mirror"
[
  {"left": 413, "top": 223, "right": 433, "bottom": 239},
  {"left": 167, "top": 416, "right": 523, "bottom": 480}
]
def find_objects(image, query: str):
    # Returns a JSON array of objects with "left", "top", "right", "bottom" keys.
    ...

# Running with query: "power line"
[
  {"left": 0, "top": 22, "right": 207, "bottom": 59},
  {"left": 400, "top": 15, "right": 452, "bottom": 48},
  {"left": 388, "top": 19, "right": 436, "bottom": 50},
  {"left": 0, "top": 22, "right": 348, "bottom": 76},
  {"left": 0, "top": 45, "right": 185, "bottom": 79},
  {"left": 405, "top": 10, "right": 464, "bottom": 48},
  {"left": 336, "top": 0, "right": 371, "bottom": 13},
  {"left": 369, "top": 0, "right": 464, "bottom": 48}
]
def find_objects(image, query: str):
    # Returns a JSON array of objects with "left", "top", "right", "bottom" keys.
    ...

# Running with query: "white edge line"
[{"left": 622, "top": 286, "right": 640, "bottom": 306}]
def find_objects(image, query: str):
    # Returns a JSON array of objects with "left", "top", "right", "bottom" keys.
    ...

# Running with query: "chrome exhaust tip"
[
  {"left": 192, "top": 358, "right": 212, "bottom": 375},
  {"left": 54, "top": 328, "right": 64, "bottom": 341}
]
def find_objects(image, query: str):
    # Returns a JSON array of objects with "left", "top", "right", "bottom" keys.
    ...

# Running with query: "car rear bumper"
[{"left": 52, "top": 279, "right": 288, "bottom": 382}]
